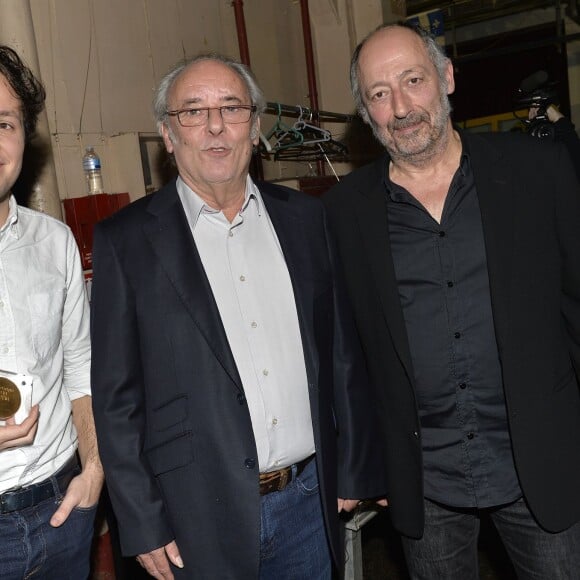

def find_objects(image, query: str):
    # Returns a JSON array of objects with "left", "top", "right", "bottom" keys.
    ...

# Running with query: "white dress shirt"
[
  {"left": 0, "top": 196, "right": 91, "bottom": 491},
  {"left": 177, "top": 176, "right": 315, "bottom": 472}
]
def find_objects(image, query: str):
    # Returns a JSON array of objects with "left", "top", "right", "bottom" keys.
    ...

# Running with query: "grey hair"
[
  {"left": 153, "top": 52, "right": 267, "bottom": 136},
  {"left": 350, "top": 22, "right": 450, "bottom": 123}
]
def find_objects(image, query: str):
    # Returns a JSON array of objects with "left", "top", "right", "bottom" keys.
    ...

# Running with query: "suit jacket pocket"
[
  {"left": 145, "top": 432, "right": 194, "bottom": 476},
  {"left": 151, "top": 395, "right": 188, "bottom": 432}
]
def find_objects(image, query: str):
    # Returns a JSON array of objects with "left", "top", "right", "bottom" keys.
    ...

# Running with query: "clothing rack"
[
  {"left": 264, "top": 102, "right": 354, "bottom": 123},
  {"left": 260, "top": 102, "right": 352, "bottom": 176}
]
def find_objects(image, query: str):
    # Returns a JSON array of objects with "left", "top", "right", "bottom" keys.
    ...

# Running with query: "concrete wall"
[
  {"left": 26, "top": 0, "right": 387, "bottom": 201},
  {"left": 4, "top": 0, "right": 575, "bottom": 205}
]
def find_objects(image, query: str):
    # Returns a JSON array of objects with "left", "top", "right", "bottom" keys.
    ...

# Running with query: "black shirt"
[{"left": 385, "top": 150, "right": 522, "bottom": 508}]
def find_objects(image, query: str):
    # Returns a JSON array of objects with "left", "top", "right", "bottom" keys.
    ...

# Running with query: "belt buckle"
[{"left": 277, "top": 468, "right": 289, "bottom": 491}]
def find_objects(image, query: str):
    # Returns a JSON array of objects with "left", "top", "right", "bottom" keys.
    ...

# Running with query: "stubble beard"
[{"left": 372, "top": 93, "right": 452, "bottom": 166}]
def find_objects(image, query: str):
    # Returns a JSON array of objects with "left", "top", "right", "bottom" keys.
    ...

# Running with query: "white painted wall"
[
  {"left": 28, "top": 0, "right": 373, "bottom": 199},
  {"left": 13, "top": 1, "right": 577, "bottom": 203}
]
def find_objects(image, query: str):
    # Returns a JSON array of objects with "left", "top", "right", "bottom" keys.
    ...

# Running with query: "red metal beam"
[
  {"left": 232, "top": 0, "right": 251, "bottom": 65},
  {"left": 300, "top": 0, "right": 319, "bottom": 112},
  {"left": 299, "top": 0, "right": 324, "bottom": 175},
  {"left": 231, "top": 0, "right": 263, "bottom": 179}
]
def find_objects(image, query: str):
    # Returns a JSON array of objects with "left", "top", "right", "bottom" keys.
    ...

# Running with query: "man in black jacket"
[{"left": 324, "top": 22, "right": 580, "bottom": 579}]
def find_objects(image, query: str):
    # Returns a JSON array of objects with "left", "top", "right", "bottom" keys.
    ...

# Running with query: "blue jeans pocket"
[
  {"left": 71, "top": 503, "right": 99, "bottom": 514},
  {"left": 294, "top": 461, "right": 319, "bottom": 495},
  {"left": 0, "top": 496, "right": 98, "bottom": 580}
]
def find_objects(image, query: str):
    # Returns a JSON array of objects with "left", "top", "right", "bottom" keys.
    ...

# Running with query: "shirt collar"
[
  {"left": 176, "top": 175, "right": 262, "bottom": 229},
  {"left": 382, "top": 136, "right": 471, "bottom": 200},
  {"left": 0, "top": 196, "right": 20, "bottom": 240}
]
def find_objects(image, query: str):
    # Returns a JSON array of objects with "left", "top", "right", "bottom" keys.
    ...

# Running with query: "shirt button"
[
  {"left": 244, "top": 458, "right": 256, "bottom": 469},
  {"left": 454, "top": 332, "right": 461, "bottom": 339},
  {"left": 239, "top": 275, "right": 246, "bottom": 282},
  {"left": 459, "top": 382, "right": 467, "bottom": 389},
  {"left": 447, "top": 281, "right": 454, "bottom": 288},
  {"left": 2, "top": 346, "right": 8, "bottom": 353},
  {"left": 439, "top": 231, "right": 446, "bottom": 237},
  {"left": 263, "top": 369, "right": 269, "bottom": 376},
  {"left": 229, "top": 231, "right": 234, "bottom": 237},
  {"left": 272, "top": 418, "right": 278, "bottom": 426},
  {"left": 251, "top": 321, "right": 257, "bottom": 328},
  {"left": 413, "top": 431, "right": 419, "bottom": 438},
  {"left": 237, "top": 393, "right": 246, "bottom": 405},
  {"left": 467, "top": 432, "right": 475, "bottom": 440}
]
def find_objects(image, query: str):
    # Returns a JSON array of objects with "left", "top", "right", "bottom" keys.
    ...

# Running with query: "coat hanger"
[
  {"left": 273, "top": 139, "right": 347, "bottom": 162},
  {"left": 272, "top": 108, "right": 346, "bottom": 161},
  {"left": 292, "top": 108, "right": 332, "bottom": 146},
  {"left": 264, "top": 103, "right": 304, "bottom": 152}
]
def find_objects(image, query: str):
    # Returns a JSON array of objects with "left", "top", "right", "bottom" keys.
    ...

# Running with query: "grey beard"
[{"left": 372, "top": 94, "right": 452, "bottom": 165}]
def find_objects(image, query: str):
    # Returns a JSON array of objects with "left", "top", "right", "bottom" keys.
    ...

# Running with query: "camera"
[{"left": 515, "top": 70, "right": 559, "bottom": 140}]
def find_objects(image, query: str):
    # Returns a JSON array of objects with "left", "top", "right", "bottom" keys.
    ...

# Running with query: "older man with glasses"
[{"left": 90, "top": 53, "right": 386, "bottom": 580}]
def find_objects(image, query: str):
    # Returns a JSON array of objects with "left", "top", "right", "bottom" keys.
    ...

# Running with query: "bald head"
[
  {"left": 349, "top": 23, "right": 455, "bottom": 164},
  {"left": 350, "top": 23, "right": 451, "bottom": 123}
]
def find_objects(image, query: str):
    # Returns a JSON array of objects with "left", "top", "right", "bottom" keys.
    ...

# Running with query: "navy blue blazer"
[{"left": 91, "top": 179, "right": 385, "bottom": 578}]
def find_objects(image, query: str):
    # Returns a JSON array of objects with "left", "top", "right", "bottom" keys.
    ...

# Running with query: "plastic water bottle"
[{"left": 82, "top": 146, "right": 104, "bottom": 195}]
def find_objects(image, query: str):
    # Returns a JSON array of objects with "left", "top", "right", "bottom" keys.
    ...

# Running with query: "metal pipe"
[
  {"left": 265, "top": 102, "right": 354, "bottom": 122},
  {"left": 231, "top": 0, "right": 263, "bottom": 179},
  {"left": 232, "top": 0, "right": 251, "bottom": 66},
  {"left": 299, "top": 0, "right": 324, "bottom": 175},
  {"left": 299, "top": 0, "right": 319, "bottom": 112}
]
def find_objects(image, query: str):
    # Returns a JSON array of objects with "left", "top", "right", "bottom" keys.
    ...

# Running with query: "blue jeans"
[
  {"left": 0, "top": 477, "right": 97, "bottom": 579},
  {"left": 259, "top": 458, "right": 332, "bottom": 580},
  {"left": 401, "top": 497, "right": 580, "bottom": 579}
]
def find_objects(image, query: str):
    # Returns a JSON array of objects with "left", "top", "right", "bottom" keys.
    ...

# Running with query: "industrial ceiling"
[{"left": 405, "top": 0, "right": 579, "bottom": 29}]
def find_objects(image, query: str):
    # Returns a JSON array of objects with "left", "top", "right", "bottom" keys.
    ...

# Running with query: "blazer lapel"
[
  {"left": 143, "top": 183, "right": 242, "bottom": 390},
  {"left": 465, "top": 133, "right": 515, "bottom": 352},
  {"left": 352, "top": 159, "right": 416, "bottom": 383}
]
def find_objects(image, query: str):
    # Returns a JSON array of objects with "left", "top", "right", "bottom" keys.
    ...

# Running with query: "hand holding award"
[{"left": 0, "top": 372, "right": 37, "bottom": 450}]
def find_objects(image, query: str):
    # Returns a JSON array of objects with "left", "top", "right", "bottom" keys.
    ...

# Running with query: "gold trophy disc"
[{"left": 0, "top": 377, "right": 21, "bottom": 420}]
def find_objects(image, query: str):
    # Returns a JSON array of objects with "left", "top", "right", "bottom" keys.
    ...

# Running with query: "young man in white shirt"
[{"left": 0, "top": 45, "right": 103, "bottom": 579}]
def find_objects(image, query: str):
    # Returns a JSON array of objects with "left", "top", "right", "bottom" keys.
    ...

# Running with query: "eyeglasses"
[{"left": 165, "top": 105, "right": 257, "bottom": 127}]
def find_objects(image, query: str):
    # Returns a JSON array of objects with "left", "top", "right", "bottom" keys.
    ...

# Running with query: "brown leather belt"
[{"left": 259, "top": 455, "right": 314, "bottom": 495}]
